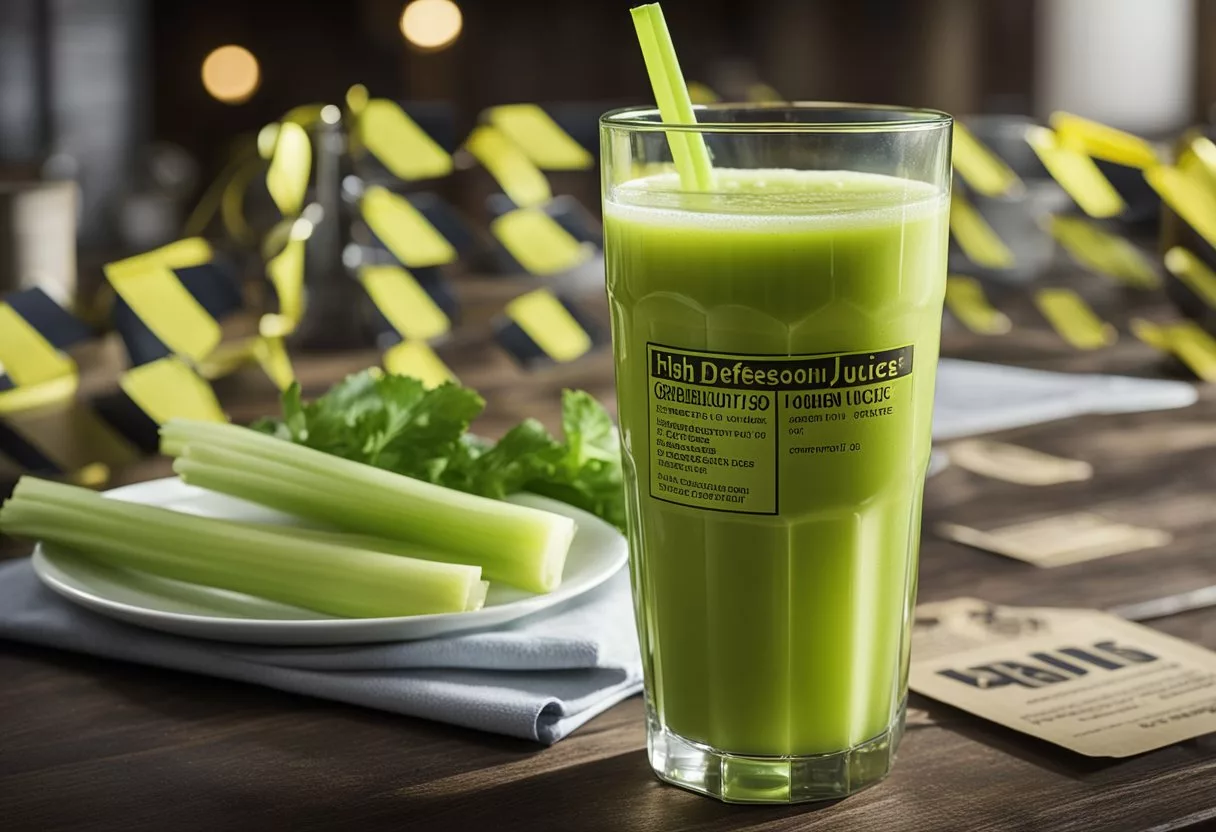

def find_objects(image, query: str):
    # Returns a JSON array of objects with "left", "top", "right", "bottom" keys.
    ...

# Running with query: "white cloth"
[
  {"left": 0, "top": 559, "right": 641, "bottom": 744},
  {"left": 933, "top": 359, "right": 1197, "bottom": 440}
]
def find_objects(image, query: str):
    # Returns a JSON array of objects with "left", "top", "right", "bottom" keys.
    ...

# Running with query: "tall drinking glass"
[{"left": 601, "top": 104, "right": 952, "bottom": 803}]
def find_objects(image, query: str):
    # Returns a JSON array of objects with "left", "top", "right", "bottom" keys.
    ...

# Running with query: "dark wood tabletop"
[{"left": 2, "top": 278, "right": 1215, "bottom": 832}]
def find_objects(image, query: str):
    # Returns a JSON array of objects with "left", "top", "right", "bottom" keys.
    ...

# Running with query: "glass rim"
[{"left": 600, "top": 101, "right": 952, "bottom": 134}]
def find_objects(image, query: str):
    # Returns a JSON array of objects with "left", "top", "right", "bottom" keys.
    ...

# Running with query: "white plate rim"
[{"left": 30, "top": 477, "right": 627, "bottom": 642}]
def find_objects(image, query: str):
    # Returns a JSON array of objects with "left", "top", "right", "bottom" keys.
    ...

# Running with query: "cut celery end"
[
  {"left": 163, "top": 421, "right": 574, "bottom": 592},
  {"left": 2, "top": 477, "right": 485, "bottom": 618}
]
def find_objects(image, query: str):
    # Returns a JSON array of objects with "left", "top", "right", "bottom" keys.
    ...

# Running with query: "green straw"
[{"left": 630, "top": 4, "right": 714, "bottom": 191}]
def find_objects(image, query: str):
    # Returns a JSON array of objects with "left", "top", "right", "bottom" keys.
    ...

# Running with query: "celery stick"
[
  {"left": 228, "top": 520, "right": 548, "bottom": 596},
  {"left": 2, "top": 477, "right": 486, "bottom": 617},
  {"left": 163, "top": 420, "right": 575, "bottom": 592}
]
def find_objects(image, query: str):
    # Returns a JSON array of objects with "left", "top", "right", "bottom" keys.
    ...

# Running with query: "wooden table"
[{"left": 3, "top": 286, "right": 1216, "bottom": 832}]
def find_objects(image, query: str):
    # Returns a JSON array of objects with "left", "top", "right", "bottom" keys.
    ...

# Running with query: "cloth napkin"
[
  {"left": 0, "top": 361, "right": 1197, "bottom": 743},
  {"left": 0, "top": 559, "right": 641, "bottom": 744}
]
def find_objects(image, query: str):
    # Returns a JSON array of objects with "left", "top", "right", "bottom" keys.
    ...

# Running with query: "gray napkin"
[{"left": 0, "top": 559, "right": 641, "bottom": 744}]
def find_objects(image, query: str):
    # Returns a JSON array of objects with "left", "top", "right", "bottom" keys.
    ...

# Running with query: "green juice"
[{"left": 604, "top": 169, "right": 948, "bottom": 761}]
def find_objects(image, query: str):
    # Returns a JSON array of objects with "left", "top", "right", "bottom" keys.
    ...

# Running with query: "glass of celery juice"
[{"left": 600, "top": 104, "right": 952, "bottom": 803}]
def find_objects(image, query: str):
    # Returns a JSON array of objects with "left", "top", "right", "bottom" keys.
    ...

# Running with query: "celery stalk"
[
  {"left": 1, "top": 477, "right": 487, "bottom": 617},
  {"left": 162, "top": 419, "right": 575, "bottom": 593}
]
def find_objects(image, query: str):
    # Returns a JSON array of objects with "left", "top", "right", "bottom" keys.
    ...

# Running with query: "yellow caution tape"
[
  {"left": 1035, "top": 288, "right": 1117, "bottom": 350},
  {"left": 360, "top": 264, "right": 451, "bottom": 341},
  {"left": 120, "top": 356, "right": 226, "bottom": 424},
  {"left": 952, "top": 123, "right": 1022, "bottom": 197},
  {"left": 257, "top": 124, "right": 280, "bottom": 160},
  {"left": 491, "top": 208, "right": 591, "bottom": 276},
  {"left": 0, "top": 374, "right": 79, "bottom": 415},
  {"left": 687, "top": 82, "right": 719, "bottom": 104},
  {"left": 266, "top": 122, "right": 311, "bottom": 217},
  {"left": 945, "top": 275, "right": 1012, "bottom": 335},
  {"left": 0, "top": 303, "right": 77, "bottom": 387},
  {"left": 465, "top": 125, "right": 552, "bottom": 209},
  {"left": 253, "top": 335, "right": 295, "bottom": 391},
  {"left": 1050, "top": 112, "right": 1160, "bottom": 169},
  {"left": 384, "top": 340, "right": 455, "bottom": 388},
  {"left": 196, "top": 337, "right": 258, "bottom": 380},
  {"left": 1048, "top": 215, "right": 1159, "bottom": 288},
  {"left": 282, "top": 104, "right": 326, "bottom": 127},
  {"left": 359, "top": 99, "right": 453, "bottom": 181},
  {"left": 487, "top": 104, "right": 593, "bottom": 171},
  {"left": 1146, "top": 164, "right": 1216, "bottom": 250},
  {"left": 346, "top": 84, "right": 370, "bottom": 116},
  {"left": 104, "top": 262, "right": 222, "bottom": 363},
  {"left": 505, "top": 290, "right": 591, "bottom": 363},
  {"left": 266, "top": 237, "right": 306, "bottom": 328},
  {"left": 1130, "top": 318, "right": 1171, "bottom": 351},
  {"left": 1178, "top": 133, "right": 1216, "bottom": 193},
  {"left": 4, "top": 401, "right": 139, "bottom": 473},
  {"left": 1165, "top": 321, "right": 1216, "bottom": 382},
  {"left": 1026, "top": 126, "right": 1125, "bottom": 218},
  {"left": 949, "top": 192, "right": 1015, "bottom": 269},
  {"left": 361, "top": 185, "right": 457, "bottom": 268},
  {"left": 1165, "top": 247, "right": 1216, "bottom": 308},
  {"left": 259, "top": 313, "right": 296, "bottom": 340},
  {"left": 746, "top": 83, "right": 784, "bottom": 103},
  {"left": 105, "top": 238, "right": 213, "bottom": 280},
  {"left": 1133, "top": 318, "right": 1216, "bottom": 382}
]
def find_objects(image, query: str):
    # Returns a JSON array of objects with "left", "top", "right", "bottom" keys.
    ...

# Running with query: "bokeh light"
[
  {"left": 400, "top": 0, "right": 463, "bottom": 51},
  {"left": 201, "top": 45, "right": 260, "bottom": 104}
]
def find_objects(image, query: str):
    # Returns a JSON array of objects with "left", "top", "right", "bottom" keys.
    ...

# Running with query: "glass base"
[{"left": 645, "top": 700, "right": 906, "bottom": 804}]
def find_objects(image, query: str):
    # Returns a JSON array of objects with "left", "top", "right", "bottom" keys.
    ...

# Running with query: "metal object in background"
[{"left": 0, "top": 181, "right": 78, "bottom": 305}]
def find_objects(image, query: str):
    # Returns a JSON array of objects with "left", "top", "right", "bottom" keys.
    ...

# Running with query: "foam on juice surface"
[{"left": 606, "top": 168, "right": 947, "bottom": 231}]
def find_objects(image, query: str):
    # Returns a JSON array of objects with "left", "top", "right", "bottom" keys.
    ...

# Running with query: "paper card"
[
  {"left": 1034, "top": 288, "right": 1117, "bottom": 350},
  {"left": 947, "top": 439, "right": 1092, "bottom": 486},
  {"left": 911, "top": 609, "right": 1216, "bottom": 757},
  {"left": 914, "top": 598, "right": 1088, "bottom": 661},
  {"left": 952, "top": 122, "right": 1022, "bottom": 197},
  {"left": 949, "top": 192, "right": 1015, "bottom": 269},
  {"left": 1026, "top": 126, "right": 1125, "bottom": 219},
  {"left": 937, "top": 513, "right": 1172, "bottom": 568},
  {"left": 945, "top": 276, "right": 1012, "bottom": 335}
]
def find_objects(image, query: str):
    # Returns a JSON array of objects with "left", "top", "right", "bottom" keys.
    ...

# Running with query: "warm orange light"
[
  {"left": 400, "top": 0, "right": 463, "bottom": 51},
  {"left": 201, "top": 45, "right": 260, "bottom": 104}
]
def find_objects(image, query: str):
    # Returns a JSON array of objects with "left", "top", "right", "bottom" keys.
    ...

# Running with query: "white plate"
[{"left": 31, "top": 477, "right": 628, "bottom": 645}]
